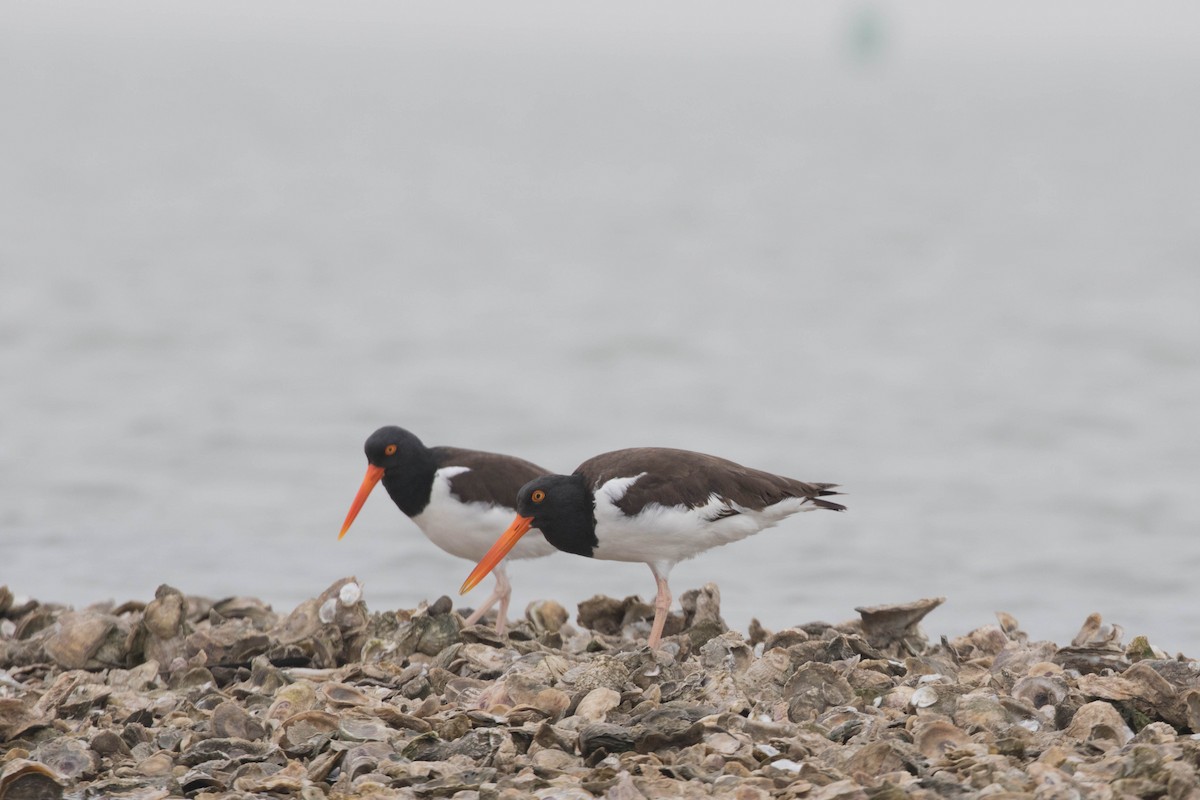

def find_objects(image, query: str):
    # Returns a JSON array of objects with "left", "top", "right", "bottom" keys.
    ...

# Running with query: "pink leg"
[
  {"left": 463, "top": 564, "right": 511, "bottom": 635},
  {"left": 647, "top": 564, "right": 673, "bottom": 649},
  {"left": 494, "top": 568, "right": 511, "bottom": 636}
]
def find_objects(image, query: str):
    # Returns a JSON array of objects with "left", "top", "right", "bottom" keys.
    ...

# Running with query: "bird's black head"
[
  {"left": 516, "top": 474, "right": 597, "bottom": 557},
  {"left": 359, "top": 426, "right": 437, "bottom": 517},
  {"left": 364, "top": 426, "right": 427, "bottom": 469}
]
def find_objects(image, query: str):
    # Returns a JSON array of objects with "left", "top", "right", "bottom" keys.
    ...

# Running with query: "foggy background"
[{"left": 3, "top": 2, "right": 1198, "bottom": 652}]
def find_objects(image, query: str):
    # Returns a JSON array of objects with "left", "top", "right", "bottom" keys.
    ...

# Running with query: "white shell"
[
  {"left": 911, "top": 686, "right": 939, "bottom": 708},
  {"left": 339, "top": 582, "right": 362, "bottom": 606}
]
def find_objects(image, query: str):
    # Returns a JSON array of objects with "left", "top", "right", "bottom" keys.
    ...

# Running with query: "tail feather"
[
  {"left": 812, "top": 497, "right": 847, "bottom": 512},
  {"left": 806, "top": 482, "right": 846, "bottom": 512}
]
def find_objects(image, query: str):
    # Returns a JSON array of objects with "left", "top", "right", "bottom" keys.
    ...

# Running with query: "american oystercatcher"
[
  {"left": 460, "top": 447, "right": 845, "bottom": 648},
  {"left": 339, "top": 426, "right": 558, "bottom": 634}
]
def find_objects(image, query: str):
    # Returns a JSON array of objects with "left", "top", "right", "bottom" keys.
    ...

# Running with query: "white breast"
[{"left": 410, "top": 467, "right": 557, "bottom": 561}]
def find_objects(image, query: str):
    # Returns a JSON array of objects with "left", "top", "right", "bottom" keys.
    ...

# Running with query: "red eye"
[
  {"left": 384, "top": 444, "right": 397, "bottom": 456},
  {"left": 531, "top": 489, "right": 546, "bottom": 503}
]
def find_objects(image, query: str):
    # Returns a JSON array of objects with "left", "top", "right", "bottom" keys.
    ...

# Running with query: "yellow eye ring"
[
  {"left": 531, "top": 489, "right": 546, "bottom": 503},
  {"left": 384, "top": 444, "right": 397, "bottom": 456}
]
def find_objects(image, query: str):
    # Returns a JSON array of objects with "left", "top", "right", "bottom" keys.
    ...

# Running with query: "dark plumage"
[{"left": 578, "top": 447, "right": 845, "bottom": 517}]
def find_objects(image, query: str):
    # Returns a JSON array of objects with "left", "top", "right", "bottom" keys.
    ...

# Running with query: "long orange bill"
[
  {"left": 460, "top": 514, "right": 533, "bottom": 594},
  {"left": 338, "top": 464, "right": 386, "bottom": 540}
]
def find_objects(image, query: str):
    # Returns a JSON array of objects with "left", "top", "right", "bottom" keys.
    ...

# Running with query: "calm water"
[{"left": 3, "top": 3, "right": 1199, "bottom": 654}]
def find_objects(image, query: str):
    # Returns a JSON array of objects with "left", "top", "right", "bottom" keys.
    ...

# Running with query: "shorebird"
[
  {"left": 460, "top": 447, "right": 845, "bottom": 648},
  {"left": 339, "top": 426, "right": 557, "bottom": 634}
]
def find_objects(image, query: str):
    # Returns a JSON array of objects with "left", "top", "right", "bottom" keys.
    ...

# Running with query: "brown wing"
[
  {"left": 575, "top": 447, "right": 844, "bottom": 516},
  {"left": 431, "top": 447, "right": 552, "bottom": 509}
]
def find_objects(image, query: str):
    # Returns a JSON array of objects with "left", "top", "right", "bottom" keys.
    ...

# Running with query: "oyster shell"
[
  {"left": 277, "top": 710, "right": 340, "bottom": 756},
  {"left": 1010, "top": 674, "right": 1068, "bottom": 714},
  {"left": 319, "top": 681, "right": 378, "bottom": 708},
  {"left": 398, "top": 612, "right": 462, "bottom": 658},
  {"left": 42, "top": 612, "right": 117, "bottom": 671},
  {"left": 141, "top": 584, "right": 188, "bottom": 639},
  {"left": 210, "top": 699, "right": 267, "bottom": 740},
  {"left": 337, "top": 712, "right": 393, "bottom": 742},
  {"left": 234, "top": 760, "right": 310, "bottom": 794},
  {"left": 341, "top": 741, "right": 397, "bottom": 781},
  {"left": 31, "top": 737, "right": 99, "bottom": 781},
  {"left": 785, "top": 663, "right": 855, "bottom": 722},
  {"left": 578, "top": 723, "right": 636, "bottom": 758},
  {"left": 572, "top": 687, "right": 621, "bottom": 723},
  {"left": 525, "top": 600, "right": 569, "bottom": 635},
  {"left": 855, "top": 597, "right": 945, "bottom": 651},
  {"left": 678, "top": 583, "right": 728, "bottom": 647},
  {"left": 912, "top": 718, "right": 972, "bottom": 759},
  {"left": 1064, "top": 701, "right": 1133, "bottom": 751},
  {"left": 564, "top": 656, "right": 631, "bottom": 693},
  {"left": 266, "top": 681, "right": 319, "bottom": 724},
  {"left": 0, "top": 759, "right": 64, "bottom": 800}
]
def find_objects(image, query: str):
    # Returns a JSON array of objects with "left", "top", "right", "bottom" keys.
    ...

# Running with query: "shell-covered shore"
[{"left": 2, "top": 579, "right": 1198, "bottom": 800}]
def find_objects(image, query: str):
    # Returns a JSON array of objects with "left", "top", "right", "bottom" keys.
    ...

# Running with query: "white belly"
[
  {"left": 591, "top": 475, "right": 813, "bottom": 567},
  {"left": 410, "top": 468, "right": 557, "bottom": 561}
]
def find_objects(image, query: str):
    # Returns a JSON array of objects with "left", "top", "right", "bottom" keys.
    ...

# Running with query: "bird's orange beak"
[
  {"left": 460, "top": 514, "right": 533, "bottom": 594},
  {"left": 338, "top": 464, "right": 385, "bottom": 540}
]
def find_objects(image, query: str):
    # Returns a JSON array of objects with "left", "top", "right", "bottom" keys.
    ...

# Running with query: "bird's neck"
[{"left": 380, "top": 448, "right": 438, "bottom": 517}]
